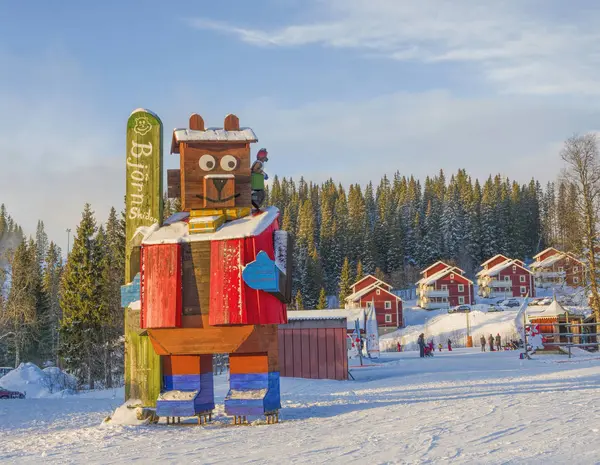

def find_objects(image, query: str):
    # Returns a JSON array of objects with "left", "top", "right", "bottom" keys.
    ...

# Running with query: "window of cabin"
[
  {"left": 458, "top": 296, "right": 465, "bottom": 304},
  {"left": 385, "top": 314, "right": 392, "bottom": 323},
  {"left": 458, "top": 284, "right": 464, "bottom": 292},
  {"left": 574, "top": 266, "right": 579, "bottom": 272},
  {"left": 574, "top": 277, "right": 580, "bottom": 284},
  {"left": 512, "top": 265, "right": 517, "bottom": 272},
  {"left": 520, "top": 275, "right": 526, "bottom": 283},
  {"left": 558, "top": 267, "right": 564, "bottom": 272},
  {"left": 366, "top": 301, "right": 374, "bottom": 309},
  {"left": 520, "top": 286, "right": 526, "bottom": 294},
  {"left": 376, "top": 289, "right": 381, "bottom": 295},
  {"left": 450, "top": 274, "right": 455, "bottom": 279},
  {"left": 441, "top": 284, "right": 448, "bottom": 291},
  {"left": 504, "top": 276, "right": 511, "bottom": 281},
  {"left": 384, "top": 301, "right": 392, "bottom": 309}
]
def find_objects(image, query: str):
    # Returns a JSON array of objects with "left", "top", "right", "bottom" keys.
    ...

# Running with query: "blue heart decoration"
[{"left": 242, "top": 250, "right": 280, "bottom": 292}]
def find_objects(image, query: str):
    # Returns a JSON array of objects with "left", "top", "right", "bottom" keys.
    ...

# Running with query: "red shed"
[{"left": 278, "top": 315, "right": 348, "bottom": 380}]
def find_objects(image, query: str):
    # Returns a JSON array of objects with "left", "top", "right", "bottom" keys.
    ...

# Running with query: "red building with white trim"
[
  {"left": 416, "top": 263, "right": 474, "bottom": 309},
  {"left": 344, "top": 275, "right": 403, "bottom": 329},
  {"left": 477, "top": 255, "right": 535, "bottom": 299}
]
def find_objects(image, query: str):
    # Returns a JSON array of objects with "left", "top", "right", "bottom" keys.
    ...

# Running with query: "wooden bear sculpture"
[{"left": 124, "top": 113, "right": 291, "bottom": 425}]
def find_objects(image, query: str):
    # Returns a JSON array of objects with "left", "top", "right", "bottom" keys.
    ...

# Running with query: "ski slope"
[{"left": 2, "top": 349, "right": 600, "bottom": 464}]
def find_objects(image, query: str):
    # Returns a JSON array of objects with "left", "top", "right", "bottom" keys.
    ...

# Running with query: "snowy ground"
[{"left": 2, "top": 349, "right": 600, "bottom": 464}]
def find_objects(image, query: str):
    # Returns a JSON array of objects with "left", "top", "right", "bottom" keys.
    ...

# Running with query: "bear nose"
[{"left": 212, "top": 178, "right": 227, "bottom": 193}]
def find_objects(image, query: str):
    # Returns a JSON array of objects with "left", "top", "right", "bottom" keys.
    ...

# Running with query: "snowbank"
[
  {"left": 0, "top": 363, "right": 77, "bottom": 398},
  {"left": 106, "top": 399, "right": 156, "bottom": 426},
  {"left": 382, "top": 309, "right": 520, "bottom": 352}
]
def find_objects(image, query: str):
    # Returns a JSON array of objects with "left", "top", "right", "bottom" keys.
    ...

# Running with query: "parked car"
[
  {"left": 487, "top": 304, "right": 504, "bottom": 312},
  {"left": 0, "top": 386, "right": 25, "bottom": 399},
  {"left": 528, "top": 298, "right": 543, "bottom": 306},
  {"left": 538, "top": 298, "right": 552, "bottom": 306},
  {"left": 503, "top": 299, "right": 521, "bottom": 308},
  {"left": 449, "top": 304, "right": 471, "bottom": 314}
]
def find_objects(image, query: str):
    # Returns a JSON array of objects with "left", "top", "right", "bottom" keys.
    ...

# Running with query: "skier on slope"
[
  {"left": 495, "top": 333, "right": 502, "bottom": 351},
  {"left": 480, "top": 335, "right": 486, "bottom": 352}
]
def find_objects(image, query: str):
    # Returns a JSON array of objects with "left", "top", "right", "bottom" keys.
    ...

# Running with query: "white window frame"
[
  {"left": 385, "top": 314, "right": 392, "bottom": 323},
  {"left": 520, "top": 286, "right": 526, "bottom": 294},
  {"left": 458, "top": 296, "right": 465, "bottom": 304},
  {"left": 450, "top": 273, "right": 455, "bottom": 279},
  {"left": 520, "top": 275, "right": 526, "bottom": 283},
  {"left": 366, "top": 301, "right": 374, "bottom": 309},
  {"left": 574, "top": 276, "right": 580, "bottom": 284},
  {"left": 512, "top": 265, "right": 517, "bottom": 272},
  {"left": 574, "top": 266, "right": 579, "bottom": 272},
  {"left": 384, "top": 301, "right": 392, "bottom": 310},
  {"left": 441, "top": 284, "right": 448, "bottom": 291},
  {"left": 458, "top": 284, "right": 464, "bottom": 292},
  {"left": 376, "top": 289, "right": 381, "bottom": 295},
  {"left": 504, "top": 276, "right": 511, "bottom": 281}
]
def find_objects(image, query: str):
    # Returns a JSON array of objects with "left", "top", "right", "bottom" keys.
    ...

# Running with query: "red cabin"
[{"left": 345, "top": 275, "right": 403, "bottom": 329}]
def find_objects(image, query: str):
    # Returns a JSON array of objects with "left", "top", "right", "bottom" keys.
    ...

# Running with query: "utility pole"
[{"left": 66, "top": 228, "right": 71, "bottom": 257}]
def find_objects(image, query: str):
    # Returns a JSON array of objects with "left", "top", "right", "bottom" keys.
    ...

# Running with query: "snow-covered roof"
[
  {"left": 345, "top": 282, "right": 402, "bottom": 302},
  {"left": 420, "top": 261, "right": 453, "bottom": 275},
  {"left": 530, "top": 253, "right": 564, "bottom": 269},
  {"left": 533, "top": 247, "right": 561, "bottom": 260},
  {"left": 478, "top": 259, "right": 531, "bottom": 277},
  {"left": 287, "top": 309, "right": 366, "bottom": 330},
  {"left": 138, "top": 207, "right": 279, "bottom": 244},
  {"left": 417, "top": 266, "right": 473, "bottom": 286},
  {"left": 481, "top": 254, "right": 510, "bottom": 267},
  {"left": 171, "top": 127, "right": 257, "bottom": 153},
  {"left": 351, "top": 274, "right": 391, "bottom": 290},
  {"left": 527, "top": 299, "right": 569, "bottom": 319}
]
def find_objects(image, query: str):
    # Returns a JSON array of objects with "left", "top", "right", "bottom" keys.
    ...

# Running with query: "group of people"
[
  {"left": 417, "top": 333, "right": 452, "bottom": 357},
  {"left": 480, "top": 333, "right": 502, "bottom": 352}
]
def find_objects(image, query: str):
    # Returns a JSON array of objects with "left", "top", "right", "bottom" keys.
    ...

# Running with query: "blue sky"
[{"left": 2, "top": 0, "right": 600, "bottom": 251}]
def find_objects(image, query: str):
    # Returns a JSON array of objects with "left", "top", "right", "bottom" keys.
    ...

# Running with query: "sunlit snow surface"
[{"left": 2, "top": 349, "right": 600, "bottom": 464}]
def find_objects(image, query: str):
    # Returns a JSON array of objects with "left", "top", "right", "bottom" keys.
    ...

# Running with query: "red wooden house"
[
  {"left": 477, "top": 255, "right": 535, "bottom": 299},
  {"left": 416, "top": 263, "right": 474, "bottom": 309},
  {"left": 344, "top": 275, "right": 403, "bottom": 329},
  {"left": 530, "top": 247, "right": 586, "bottom": 289}
]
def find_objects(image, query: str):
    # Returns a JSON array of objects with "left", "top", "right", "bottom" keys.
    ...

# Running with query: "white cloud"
[
  {"left": 188, "top": 0, "right": 600, "bottom": 95},
  {"left": 239, "top": 90, "right": 600, "bottom": 188}
]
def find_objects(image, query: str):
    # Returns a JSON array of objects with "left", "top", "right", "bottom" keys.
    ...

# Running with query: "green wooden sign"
[{"left": 125, "top": 109, "right": 163, "bottom": 283}]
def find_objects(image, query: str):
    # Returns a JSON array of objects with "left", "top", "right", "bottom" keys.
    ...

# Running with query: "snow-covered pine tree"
[
  {"left": 42, "top": 242, "right": 63, "bottom": 367},
  {"left": 316, "top": 288, "right": 327, "bottom": 309},
  {"left": 338, "top": 257, "right": 353, "bottom": 306},
  {"left": 59, "top": 203, "right": 102, "bottom": 389},
  {"left": 4, "top": 240, "right": 38, "bottom": 367}
]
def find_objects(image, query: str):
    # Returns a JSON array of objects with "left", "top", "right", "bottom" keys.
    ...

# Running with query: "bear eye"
[
  {"left": 221, "top": 155, "right": 238, "bottom": 171},
  {"left": 199, "top": 154, "right": 216, "bottom": 171}
]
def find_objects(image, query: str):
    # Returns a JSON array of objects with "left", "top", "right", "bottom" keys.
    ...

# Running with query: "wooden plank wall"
[{"left": 278, "top": 324, "right": 348, "bottom": 381}]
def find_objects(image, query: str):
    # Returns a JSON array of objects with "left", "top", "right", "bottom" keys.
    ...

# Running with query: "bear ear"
[
  {"left": 224, "top": 114, "right": 240, "bottom": 131},
  {"left": 189, "top": 113, "right": 205, "bottom": 131}
]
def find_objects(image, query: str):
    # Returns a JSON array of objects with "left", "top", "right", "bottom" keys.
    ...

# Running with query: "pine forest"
[{"left": 0, "top": 168, "right": 588, "bottom": 385}]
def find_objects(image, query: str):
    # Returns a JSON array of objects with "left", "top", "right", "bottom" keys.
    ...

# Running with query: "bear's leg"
[
  {"left": 157, "top": 354, "right": 215, "bottom": 421},
  {"left": 225, "top": 336, "right": 280, "bottom": 424}
]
